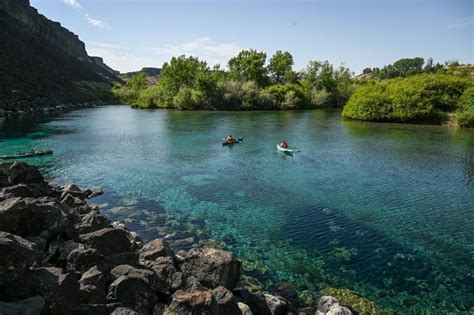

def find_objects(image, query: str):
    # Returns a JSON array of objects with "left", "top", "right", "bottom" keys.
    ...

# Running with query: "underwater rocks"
[{"left": 0, "top": 162, "right": 354, "bottom": 315}]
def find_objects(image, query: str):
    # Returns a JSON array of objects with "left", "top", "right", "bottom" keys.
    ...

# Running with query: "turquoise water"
[{"left": 1, "top": 106, "right": 473, "bottom": 313}]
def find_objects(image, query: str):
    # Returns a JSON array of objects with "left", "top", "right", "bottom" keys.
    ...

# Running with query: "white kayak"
[{"left": 276, "top": 145, "right": 293, "bottom": 154}]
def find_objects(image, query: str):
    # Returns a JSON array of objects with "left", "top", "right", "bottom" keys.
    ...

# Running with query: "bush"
[
  {"left": 261, "top": 84, "right": 306, "bottom": 110},
  {"left": 172, "top": 87, "right": 207, "bottom": 110},
  {"left": 342, "top": 74, "right": 472, "bottom": 123},
  {"left": 456, "top": 86, "right": 474, "bottom": 127}
]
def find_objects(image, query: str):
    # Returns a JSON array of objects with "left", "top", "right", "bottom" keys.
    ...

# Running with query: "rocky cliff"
[{"left": 0, "top": 0, "right": 122, "bottom": 118}]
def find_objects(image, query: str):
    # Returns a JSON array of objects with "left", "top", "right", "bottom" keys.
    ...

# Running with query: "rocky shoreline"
[
  {"left": 0, "top": 162, "right": 354, "bottom": 315},
  {"left": 0, "top": 101, "right": 111, "bottom": 120}
]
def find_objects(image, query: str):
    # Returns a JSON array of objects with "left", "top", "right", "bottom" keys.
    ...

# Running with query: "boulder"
[
  {"left": 148, "top": 256, "right": 184, "bottom": 294},
  {"left": 72, "top": 303, "right": 115, "bottom": 315},
  {"left": 180, "top": 247, "right": 241, "bottom": 290},
  {"left": 107, "top": 275, "right": 157, "bottom": 314},
  {"left": 164, "top": 290, "right": 217, "bottom": 315},
  {"left": 212, "top": 286, "right": 241, "bottom": 315},
  {"left": 79, "top": 266, "right": 107, "bottom": 304},
  {"left": 179, "top": 275, "right": 206, "bottom": 292},
  {"left": 75, "top": 210, "right": 111, "bottom": 234},
  {"left": 0, "top": 162, "right": 44, "bottom": 188},
  {"left": 263, "top": 294, "right": 288, "bottom": 315},
  {"left": 67, "top": 248, "right": 108, "bottom": 276},
  {"left": 62, "top": 184, "right": 86, "bottom": 199},
  {"left": 79, "top": 228, "right": 137, "bottom": 256},
  {"left": 28, "top": 267, "right": 80, "bottom": 314},
  {"left": 316, "top": 296, "right": 352, "bottom": 315},
  {"left": 88, "top": 190, "right": 104, "bottom": 199},
  {"left": 273, "top": 283, "right": 300, "bottom": 309},
  {"left": 107, "top": 252, "right": 140, "bottom": 269},
  {"left": 0, "top": 232, "right": 40, "bottom": 299},
  {"left": 46, "top": 239, "right": 81, "bottom": 266},
  {"left": 110, "top": 265, "right": 156, "bottom": 286},
  {"left": 138, "top": 238, "right": 174, "bottom": 266},
  {"left": 0, "top": 296, "right": 45, "bottom": 315},
  {"left": 111, "top": 307, "right": 140, "bottom": 315},
  {"left": 0, "top": 197, "right": 76, "bottom": 240},
  {"left": 238, "top": 302, "right": 253, "bottom": 315}
]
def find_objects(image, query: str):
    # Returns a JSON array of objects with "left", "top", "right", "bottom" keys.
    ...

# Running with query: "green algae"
[{"left": 321, "top": 288, "right": 390, "bottom": 315}]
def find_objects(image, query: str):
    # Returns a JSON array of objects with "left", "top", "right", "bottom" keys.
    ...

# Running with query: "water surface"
[{"left": 1, "top": 106, "right": 473, "bottom": 313}]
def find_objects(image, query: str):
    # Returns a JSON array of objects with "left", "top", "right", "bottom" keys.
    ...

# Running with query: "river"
[{"left": 1, "top": 106, "right": 473, "bottom": 313}]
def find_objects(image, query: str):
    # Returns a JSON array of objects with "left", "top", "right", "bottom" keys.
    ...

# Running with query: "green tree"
[
  {"left": 268, "top": 50, "right": 295, "bottom": 84},
  {"left": 392, "top": 57, "right": 424, "bottom": 77},
  {"left": 157, "top": 55, "right": 208, "bottom": 106},
  {"left": 228, "top": 49, "right": 268, "bottom": 86}
]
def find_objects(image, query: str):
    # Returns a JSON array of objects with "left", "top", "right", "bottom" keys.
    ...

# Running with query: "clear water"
[{"left": 1, "top": 106, "right": 473, "bottom": 313}]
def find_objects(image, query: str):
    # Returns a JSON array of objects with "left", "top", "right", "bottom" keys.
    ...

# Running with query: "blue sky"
[{"left": 31, "top": 0, "right": 473, "bottom": 73}]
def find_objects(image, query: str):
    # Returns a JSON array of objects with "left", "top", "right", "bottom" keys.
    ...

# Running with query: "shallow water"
[{"left": 1, "top": 106, "right": 473, "bottom": 313}]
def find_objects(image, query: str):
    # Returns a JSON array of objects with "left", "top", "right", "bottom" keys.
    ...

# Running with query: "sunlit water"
[{"left": 1, "top": 106, "right": 473, "bottom": 313}]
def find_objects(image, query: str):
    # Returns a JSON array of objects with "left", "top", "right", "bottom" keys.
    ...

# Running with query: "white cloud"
[
  {"left": 448, "top": 18, "right": 474, "bottom": 29},
  {"left": 64, "top": 0, "right": 82, "bottom": 10},
  {"left": 152, "top": 37, "right": 243, "bottom": 66},
  {"left": 85, "top": 14, "right": 106, "bottom": 28},
  {"left": 87, "top": 47, "right": 158, "bottom": 73}
]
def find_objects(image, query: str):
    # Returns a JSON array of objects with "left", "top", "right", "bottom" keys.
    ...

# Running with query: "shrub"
[
  {"left": 342, "top": 74, "right": 472, "bottom": 123},
  {"left": 456, "top": 86, "right": 474, "bottom": 127}
]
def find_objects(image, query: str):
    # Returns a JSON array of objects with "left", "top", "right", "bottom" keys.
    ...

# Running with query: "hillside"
[{"left": 0, "top": 0, "right": 122, "bottom": 117}]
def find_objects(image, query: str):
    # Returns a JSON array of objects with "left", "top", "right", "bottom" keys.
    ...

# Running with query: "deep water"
[{"left": 1, "top": 106, "right": 473, "bottom": 313}]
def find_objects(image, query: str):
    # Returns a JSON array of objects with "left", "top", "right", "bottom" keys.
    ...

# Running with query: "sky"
[{"left": 30, "top": 0, "right": 473, "bottom": 74}]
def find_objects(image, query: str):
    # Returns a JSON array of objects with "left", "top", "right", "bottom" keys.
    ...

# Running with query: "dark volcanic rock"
[
  {"left": 0, "top": 162, "right": 44, "bottom": 187},
  {"left": 273, "top": 282, "right": 300, "bottom": 309},
  {"left": 67, "top": 248, "right": 108, "bottom": 276},
  {"left": 110, "top": 264, "right": 156, "bottom": 286},
  {"left": 0, "top": 296, "right": 45, "bottom": 315},
  {"left": 164, "top": 290, "right": 217, "bottom": 315},
  {"left": 27, "top": 267, "right": 80, "bottom": 314},
  {"left": 75, "top": 210, "right": 111, "bottom": 234},
  {"left": 79, "top": 228, "right": 137, "bottom": 256},
  {"left": 111, "top": 307, "right": 140, "bottom": 315},
  {"left": 180, "top": 247, "right": 241, "bottom": 290},
  {"left": 0, "top": 232, "right": 40, "bottom": 299},
  {"left": 138, "top": 238, "right": 175, "bottom": 266},
  {"left": 107, "top": 275, "right": 158, "bottom": 314},
  {"left": 212, "top": 286, "right": 242, "bottom": 315},
  {"left": 0, "top": 197, "right": 76, "bottom": 240},
  {"left": 148, "top": 256, "right": 184, "bottom": 294},
  {"left": 79, "top": 266, "right": 107, "bottom": 304}
]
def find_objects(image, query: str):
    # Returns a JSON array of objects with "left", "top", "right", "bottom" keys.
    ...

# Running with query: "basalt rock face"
[
  {"left": 0, "top": 0, "right": 122, "bottom": 118},
  {"left": 0, "top": 162, "right": 351, "bottom": 315}
]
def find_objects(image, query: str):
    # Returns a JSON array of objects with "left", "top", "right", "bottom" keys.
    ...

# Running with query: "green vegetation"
[
  {"left": 321, "top": 288, "right": 389, "bottom": 315},
  {"left": 113, "top": 53, "right": 473, "bottom": 127},
  {"left": 112, "top": 50, "right": 353, "bottom": 110},
  {"left": 342, "top": 74, "right": 473, "bottom": 124},
  {"left": 456, "top": 86, "right": 474, "bottom": 127}
]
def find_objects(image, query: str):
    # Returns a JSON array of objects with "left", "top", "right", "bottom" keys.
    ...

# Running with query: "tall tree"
[
  {"left": 268, "top": 50, "right": 294, "bottom": 84},
  {"left": 228, "top": 49, "right": 268, "bottom": 86}
]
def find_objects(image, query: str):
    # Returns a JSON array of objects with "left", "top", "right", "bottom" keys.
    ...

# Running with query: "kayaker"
[
  {"left": 280, "top": 139, "right": 288, "bottom": 148},
  {"left": 226, "top": 135, "right": 234, "bottom": 144}
]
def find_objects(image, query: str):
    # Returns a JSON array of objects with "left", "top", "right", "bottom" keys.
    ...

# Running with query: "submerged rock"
[
  {"left": 316, "top": 296, "right": 352, "bottom": 315},
  {"left": 180, "top": 247, "right": 241, "bottom": 290}
]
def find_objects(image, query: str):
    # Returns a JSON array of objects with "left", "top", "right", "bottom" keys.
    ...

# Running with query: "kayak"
[
  {"left": 276, "top": 145, "right": 293, "bottom": 154},
  {"left": 222, "top": 137, "right": 244, "bottom": 146},
  {"left": 1, "top": 150, "right": 53, "bottom": 160}
]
